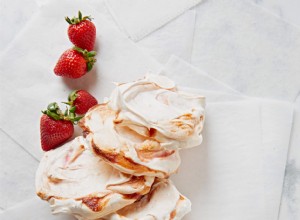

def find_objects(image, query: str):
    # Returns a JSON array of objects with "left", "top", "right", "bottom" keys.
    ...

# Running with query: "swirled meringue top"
[{"left": 108, "top": 74, "right": 205, "bottom": 150}]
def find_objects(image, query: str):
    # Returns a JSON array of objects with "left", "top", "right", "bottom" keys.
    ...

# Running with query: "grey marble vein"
[
  {"left": 282, "top": 160, "right": 300, "bottom": 216},
  {"left": 279, "top": 99, "right": 300, "bottom": 220}
]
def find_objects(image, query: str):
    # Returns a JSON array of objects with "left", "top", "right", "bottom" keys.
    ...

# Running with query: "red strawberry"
[
  {"left": 40, "top": 102, "right": 82, "bottom": 151},
  {"left": 65, "top": 11, "right": 96, "bottom": 51},
  {"left": 40, "top": 115, "right": 73, "bottom": 151},
  {"left": 65, "top": 90, "right": 98, "bottom": 114},
  {"left": 54, "top": 47, "right": 96, "bottom": 79}
]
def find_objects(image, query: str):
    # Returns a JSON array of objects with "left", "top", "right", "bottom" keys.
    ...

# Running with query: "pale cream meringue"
[
  {"left": 80, "top": 104, "right": 181, "bottom": 178},
  {"left": 102, "top": 179, "right": 191, "bottom": 220},
  {"left": 35, "top": 136, "right": 154, "bottom": 220},
  {"left": 80, "top": 75, "right": 205, "bottom": 178},
  {"left": 109, "top": 74, "right": 205, "bottom": 150}
]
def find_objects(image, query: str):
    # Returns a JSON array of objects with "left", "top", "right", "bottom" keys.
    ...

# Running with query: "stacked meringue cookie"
[{"left": 36, "top": 75, "right": 205, "bottom": 220}]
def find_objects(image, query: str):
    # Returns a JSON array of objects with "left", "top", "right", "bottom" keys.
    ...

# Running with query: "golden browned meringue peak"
[
  {"left": 101, "top": 179, "right": 191, "bottom": 220},
  {"left": 35, "top": 136, "right": 155, "bottom": 220},
  {"left": 79, "top": 74, "right": 205, "bottom": 178}
]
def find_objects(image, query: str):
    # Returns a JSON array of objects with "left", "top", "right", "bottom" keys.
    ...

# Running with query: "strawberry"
[
  {"left": 40, "top": 102, "right": 82, "bottom": 151},
  {"left": 54, "top": 47, "right": 96, "bottom": 79},
  {"left": 65, "top": 90, "right": 98, "bottom": 114},
  {"left": 65, "top": 11, "right": 96, "bottom": 51}
]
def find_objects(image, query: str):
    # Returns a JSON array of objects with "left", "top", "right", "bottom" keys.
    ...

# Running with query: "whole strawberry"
[
  {"left": 54, "top": 47, "right": 96, "bottom": 79},
  {"left": 65, "top": 11, "right": 96, "bottom": 51},
  {"left": 65, "top": 90, "right": 98, "bottom": 114},
  {"left": 40, "top": 102, "right": 82, "bottom": 151}
]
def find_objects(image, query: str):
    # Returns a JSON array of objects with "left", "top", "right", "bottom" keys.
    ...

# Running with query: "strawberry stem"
[
  {"left": 78, "top": 11, "right": 82, "bottom": 20},
  {"left": 69, "top": 90, "right": 78, "bottom": 103},
  {"left": 65, "top": 17, "right": 72, "bottom": 24},
  {"left": 73, "top": 46, "right": 85, "bottom": 54},
  {"left": 65, "top": 11, "right": 92, "bottom": 25},
  {"left": 73, "top": 46, "right": 96, "bottom": 72},
  {"left": 42, "top": 102, "right": 82, "bottom": 124},
  {"left": 62, "top": 90, "right": 78, "bottom": 106}
]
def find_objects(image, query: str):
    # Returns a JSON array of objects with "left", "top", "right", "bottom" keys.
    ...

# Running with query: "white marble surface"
[
  {"left": 250, "top": 0, "right": 300, "bottom": 28},
  {"left": 138, "top": 9, "right": 196, "bottom": 64},
  {"left": 1, "top": 1, "right": 300, "bottom": 57},
  {"left": 192, "top": 0, "right": 300, "bottom": 101},
  {"left": 0, "top": 0, "right": 300, "bottom": 219},
  {"left": 0, "top": 130, "right": 38, "bottom": 210},
  {"left": 0, "top": 0, "right": 38, "bottom": 54}
]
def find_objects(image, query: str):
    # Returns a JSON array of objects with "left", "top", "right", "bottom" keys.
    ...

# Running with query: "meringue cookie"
[
  {"left": 103, "top": 179, "right": 191, "bottom": 220},
  {"left": 109, "top": 74, "right": 205, "bottom": 150},
  {"left": 80, "top": 75, "right": 205, "bottom": 178},
  {"left": 35, "top": 136, "right": 154, "bottom": 220},
  {"left": 81, "top": 104, "right": 181, "bottom": 178}
]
